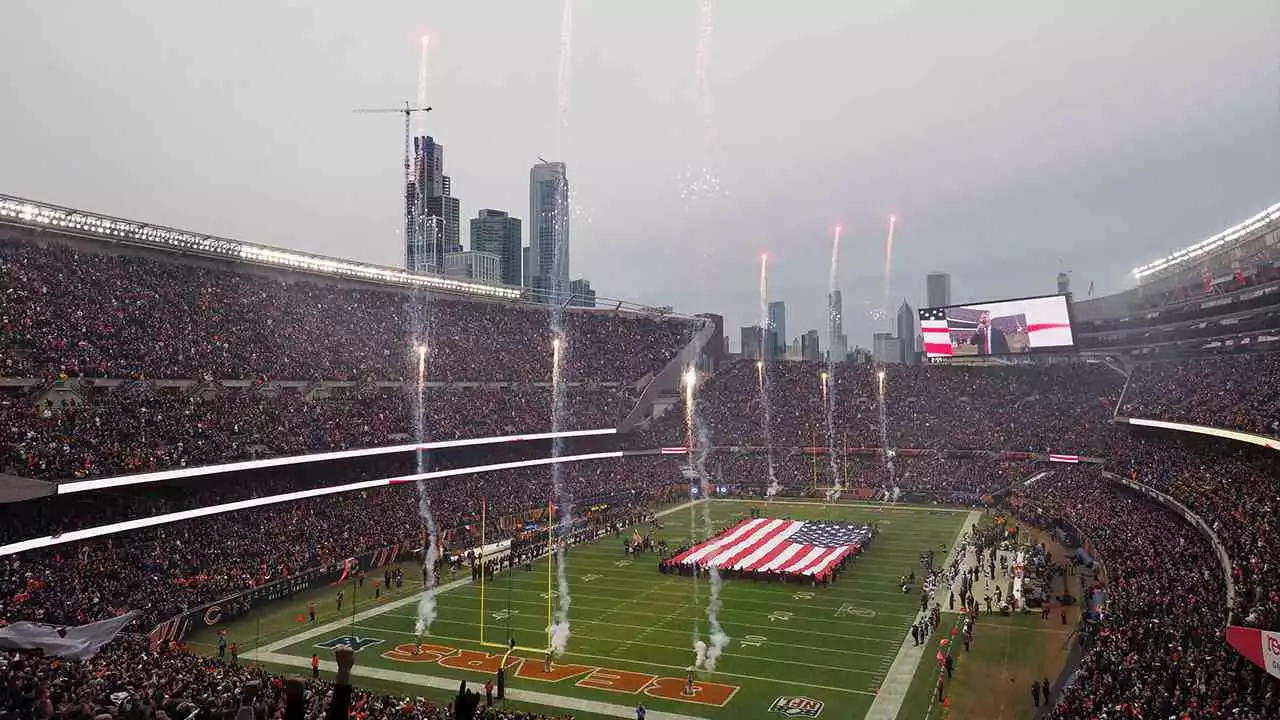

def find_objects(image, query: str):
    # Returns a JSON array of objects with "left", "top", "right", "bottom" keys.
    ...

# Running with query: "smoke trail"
[
  {"left": 557, "top": 0, "right": 573, "bottom": 138},
  {"left": 684, "top": 369, "right": 731, "bottom": 673},
  {"left": 548, "top": 333, "right": 574, "bottom": 656},
  {"left": 876, "top": 368, "right": 897, "bottom": 501},
  {"left": 881, "top": 215, "right": 897, "bottom": 324},
  {"left": 824, "top": 226, "right": 843, "bottom": 502},
  {"left": 757, "top": 255, "right": 781, "bottom": 501},
  {"left": 875, "top": 216, "right": 898, "bottom": 501},
  {"left": 703, "top": 564, "right": 730, "bottom": 672},
  {"left": 416, "top": 36, "right": 430, "bottom": 134},
  {"left": 684, "top": 368, "right": 703, "bottom": 666},
  {"left": 411, "top": 342, "right": 440, "bottom": 641},
  {"left": 543, "top": 0, "right": 577, "bottom": 657}
]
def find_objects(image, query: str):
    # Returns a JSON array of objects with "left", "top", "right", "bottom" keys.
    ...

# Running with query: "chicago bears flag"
[{"left": 1226, "top": 626, "right": 1280, "bottom": 679}]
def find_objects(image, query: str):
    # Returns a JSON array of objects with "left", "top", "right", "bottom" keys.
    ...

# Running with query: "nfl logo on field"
[{"left": 769, "top": 696, "right": 824, "bottom": 717}]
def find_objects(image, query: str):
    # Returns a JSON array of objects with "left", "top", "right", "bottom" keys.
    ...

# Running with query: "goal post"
[{"left": 477, "top": 498, "right": 554, "bottom": 655}]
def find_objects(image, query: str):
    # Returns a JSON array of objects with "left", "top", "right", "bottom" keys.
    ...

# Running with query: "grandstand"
[{"left": 1, "top": 196, "right": 1279, "bottom": 720}]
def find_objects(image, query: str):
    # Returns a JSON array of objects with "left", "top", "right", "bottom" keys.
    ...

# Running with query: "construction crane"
[{"left": 353, "top": 102, "right": 433, "bottom": 266}]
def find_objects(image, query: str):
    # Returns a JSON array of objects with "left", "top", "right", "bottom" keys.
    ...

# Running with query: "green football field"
[{"left": 197, "top": 500, "right": 969, "bottom": 720}]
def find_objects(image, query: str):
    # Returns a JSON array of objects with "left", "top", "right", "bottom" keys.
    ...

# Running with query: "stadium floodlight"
[
  {"left": 56, "top": 427, "right": 618, "bottom": 495},
  {"left": 1, "top": 450, "right": 626, "bottom": 557},
  {"left": 0, "top": 194, "right": 523, "bottom": 300},
  {"left": 1130, "top": 201, "right": 1280, "bottom": 281}
]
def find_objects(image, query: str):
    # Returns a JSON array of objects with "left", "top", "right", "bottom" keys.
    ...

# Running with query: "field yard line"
[
  {"left": 862, "top": 510, "right": 982, "bottom": 720},
  {"left": 252, "top": 651, "right": 711, "bottom": 720},
  {"left": 247, "top": 574, "right": 478, "bottom": 656},
  {"left": 304, "top": 621, "right": 877, "bottom": 698},
  {"left": 406, "top": 591, "right": 914, "bottom": 633},
  {"left": 384, "top": 607, "right": 902, "bottom": 646},
  {"left": 611, "top": 597, "right": 687, "bottom": 658},
  {"left": 407, "top": 614, "right": 893, "bottom": 659},
  {"left": 715, "top": 499, "right": 973, "bottom": 514},
  {"left": 248, "top": 499, "right": 703, "bottom": 658},
  {"left": 492, "top": 573, "right": 919, "bottom": 606}
]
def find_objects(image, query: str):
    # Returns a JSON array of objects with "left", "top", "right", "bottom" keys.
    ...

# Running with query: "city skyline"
[
  {"left": 470, "top": 208, "right": 523, "bottom": 287},
  {"left": 1, "top": 2, "right": 1277, "bottom": 344},
  {"left": 528, "top": 160, "right": 571, "bottom": 301}
]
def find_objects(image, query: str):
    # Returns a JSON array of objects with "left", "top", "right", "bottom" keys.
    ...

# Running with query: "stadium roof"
[
  {"left": 0, "top": 193, "right": 695, "bottom": 317},
  {"left": 0, "top": 193, "right": 524, "bottom": 298},
  {"left": 1131, "top": 200, "right": 1280, "bottom": 282}
]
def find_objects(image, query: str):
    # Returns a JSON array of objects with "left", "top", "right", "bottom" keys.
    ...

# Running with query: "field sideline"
[{"left": 195, "top": 500, "right": 970, "bottom": 719}]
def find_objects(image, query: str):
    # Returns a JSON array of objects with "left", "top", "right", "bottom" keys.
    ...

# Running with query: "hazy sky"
[{"left": 2, "top": 1, "right": 1277, "bottom": 350}]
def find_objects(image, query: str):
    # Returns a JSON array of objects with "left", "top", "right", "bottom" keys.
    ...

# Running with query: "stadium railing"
[
  {"left": 1100, "top": 469, "right": 1235, "bottom": 622},
  {"left": 1112, "top": 416, "right": 1280, "bottom": 453},
  {"left": 618, "top": 315, "right": 718, "bottom": 432}
]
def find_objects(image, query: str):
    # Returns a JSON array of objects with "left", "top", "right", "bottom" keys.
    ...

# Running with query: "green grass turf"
[{"left": 190, "top": 500, "right": 968, "bottom": 719}]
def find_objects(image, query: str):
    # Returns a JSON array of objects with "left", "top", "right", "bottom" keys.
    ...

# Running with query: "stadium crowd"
[
  {"left": 0, "top": 237, "right": 691, "bottom": 383},
  {"left": 707, "top": 452, "right": 1039, "bottom": 498},
  {"left": 0, "top": 458, "right": 685, "bottom": 631},
  {"left": 1012, "top": 467, "right": 1275, "bottom": 719},
  {"left": 1121, "top": 355, "right": 1280, "bottom": 436},
  {"left": 0, "top": 639, "right": 561, "bottom": 720},
  {"left": 645, "top": 359, "right": 1123, "bottom": 452},
  {"left": 1, "top": 384, "right": 631, "bottom": 480},
  {"left": 1113, "top": 430, "right": 1280, "bottom": 632},
  {"left": 5, "top": 230, "right": 1280, "bottom": 716}
]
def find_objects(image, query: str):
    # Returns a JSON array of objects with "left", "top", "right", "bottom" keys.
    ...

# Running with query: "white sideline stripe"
[
  {"left": 1, "top": 450, "right": 623, "bottom": 557},
  {"left": 716, "top": 498, "right": 974, "bottom": 513},
  {"left": 862, "top": 510, "right": 982, "bottom": 720},
  {"left": 252, "top": 651, "right": 710, "bottom": 720},
  {"left": 59, "top": 428, "right": 618, "bottom": 494}
]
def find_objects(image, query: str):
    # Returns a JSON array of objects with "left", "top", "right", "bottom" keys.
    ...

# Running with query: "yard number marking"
[
  {"left": 739, "top": 634, "right": 767, "bottom": 648},
  {"left": 835, "top": 603, "right": 877, "bottom": 618},
  {"left": 768, "top": 611, "right": 794, "bottom": 622}
]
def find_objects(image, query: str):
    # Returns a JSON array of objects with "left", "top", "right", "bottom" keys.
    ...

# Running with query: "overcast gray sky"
[{"left": 1, "top": 1, "right": 1277, "bottom": 350}]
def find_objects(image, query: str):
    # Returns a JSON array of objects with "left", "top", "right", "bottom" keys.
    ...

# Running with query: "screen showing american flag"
[
  {"left": 670, "top": 518, "right": 870, "bottom": 577},
  {"left": 917, "top": 293, "right": 1075, "bottom": 359}
]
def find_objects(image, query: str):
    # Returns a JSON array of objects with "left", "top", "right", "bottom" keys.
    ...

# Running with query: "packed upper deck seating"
[{"left": 1121, "top": 355, "right": 1280, "bottom": 436}]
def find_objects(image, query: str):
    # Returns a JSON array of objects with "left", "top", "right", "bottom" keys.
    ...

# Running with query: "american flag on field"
[
  {"left": 918, "top": 307, "right": 954, "bottom": 357},
  {"left": 1048, "top": 453, "right": 1080, "bottom": 464},
  {"left": 660, "top": 447, "right": 689, "bottom": 455},
  {"left": 670, "top": 518, "right": 870, "bottom": 578}
]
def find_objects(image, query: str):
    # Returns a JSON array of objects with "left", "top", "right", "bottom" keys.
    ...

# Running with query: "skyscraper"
[
  {"left": 767, "top": 301, "right": 787, "bottom": 357},
  {"left": 470, "top": 209, "right": 522, "bottom": 286},
  {"left": 740, "top": 326, "right": 761, "bottom": 359},
  {"left": 443, "top": 251, "right": 501, "bottom": 284},
  {"left": 568, "top": 278, "right": 596, "bottom": 308},
  {"left": 896, "top": 300, "right": 917, "bottom": 364},
  {"left": 801, "top": 330, "right": 821, "bottom": 362},
  {"left": 926, "top": 272, "right": 952, "bottom": 309},
  {"left": 528, "top": 161, "right": 570, "bottom": 301},
  {"left": 873, "top": 332, "right": 901, "bottom": 366},
  {"left": 406, "top": 136, "right": 461, "bottom": 272}
]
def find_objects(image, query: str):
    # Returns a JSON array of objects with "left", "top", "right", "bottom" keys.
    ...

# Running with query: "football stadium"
[{"left": 2, "top": 4, "right": 1280, "bottom": 720}]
